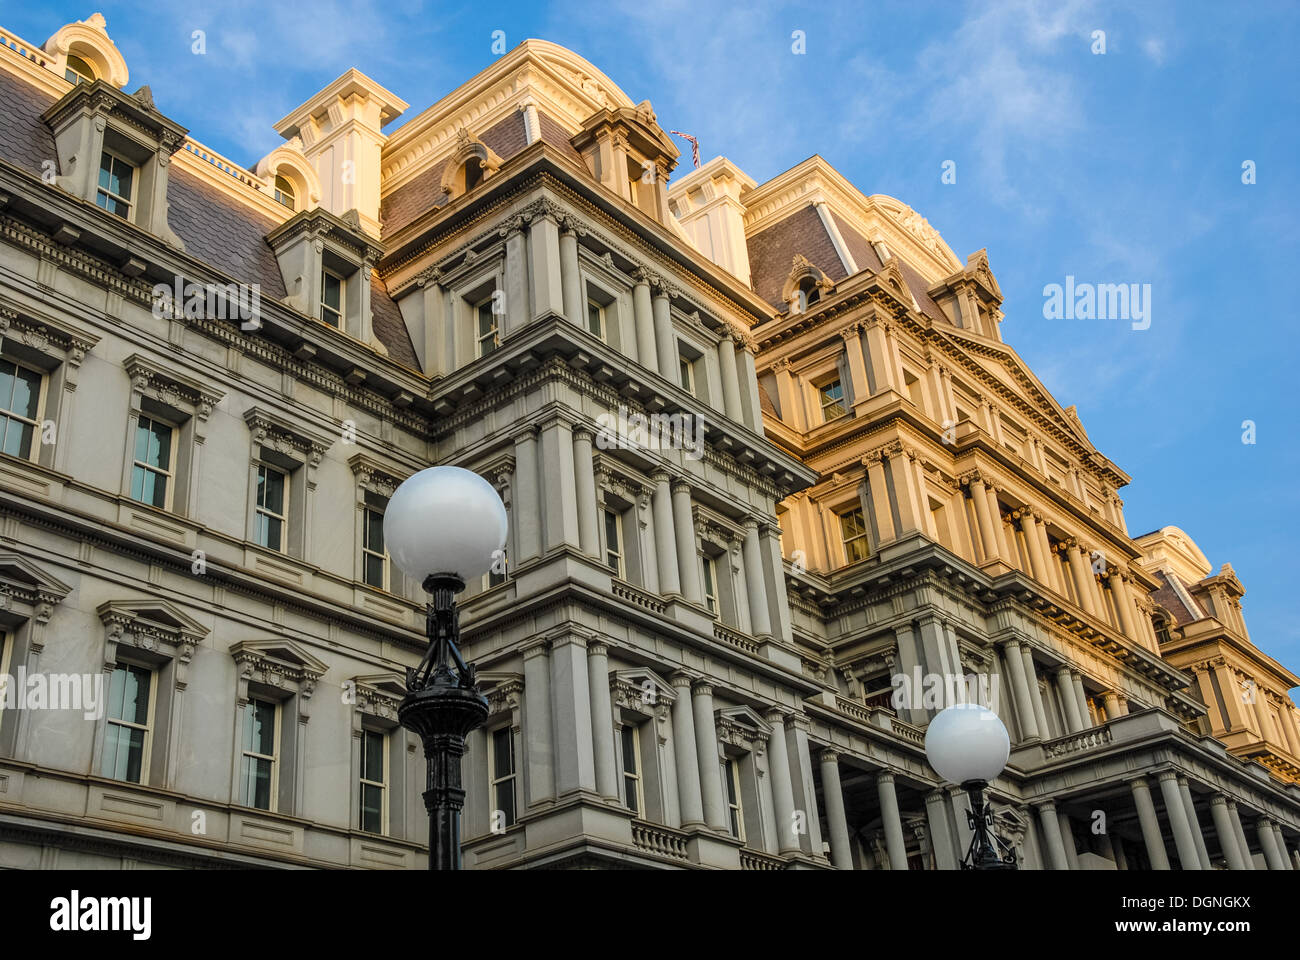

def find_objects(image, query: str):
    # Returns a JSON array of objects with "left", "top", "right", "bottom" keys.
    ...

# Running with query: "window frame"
[
  {"left": 253, "top": 462, "right": 291, "bottom": 553},
  {"left": 96, "top": 148, "right": 136, "bottom": 221},
  {"left": 488, "top": 724, "right": 517, "bottom": 830},
  {"left": 475, "top": 296, "right": 500, "bottom": 358},
  {"left": 64, "top": 53, "right": 96, "bottom": 85},
  {"left": 722, "top": 755, "right": 745, "bottom": 842},
  {"left": 361, "top": 501, "right": 389, "bottom": 590},
  {"left": 678, "top": 352, "right": 696, "bottom": 394},
  {"left": 603, "top": 507, "right": 626, "bottom": 578},
  {"left": 239, "top": 696, "right": 281, "bottom": 812},
  {"left": 129, "top": 413, "right": 177, "bottom": 511},
  {"left": 273, "top": 175, "right": 297, "bottom": 211},
  {"left": 700, "top": 553, "right": 719, "bottom": 617},
  {"left": 0, "top": 355, "right": 48, "bottom": 462},
  {"left": 621, "top": 723, "right": 644, "bottom": 817},
  {"left": 358, "top": 726, "right": 388, "bottom": 834},
  {"left": 586, "top": 298, "right": 607, "bottom": 341},
  {"left": 101, "top": 660, "right": 157, "bottom": 785},
  {"left": 818, "top": 377, "right": 847, "bottom": 422},
  {"left": 320, "top": 266, "right": 345, "bottom": 328},
  {"left": 837, "top": 505, "right": 870, "bottom": 564}
]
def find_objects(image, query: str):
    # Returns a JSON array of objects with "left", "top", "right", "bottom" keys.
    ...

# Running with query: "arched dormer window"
[
  {"left": 44, "top": 14, "right": 130, "bottom": 88},
  {"left": 1152, "top": 612, "right": 1173, "bottom": 645},
  {"left": 64, "top": 53, "right": 96, "bottom": 85},
  {"left": 274, "top": 175, "right": 297, "bottom": 211},
  {"left": 781, "top": 254, "right": 833, "bottom": 315},
  {"left": 253, "top": 143, "right": 321, "bottom": 217},
  {"left": 439, "top": 128, "right": 502, "bottom": 202},
  {"left": 798, "top": 276, "right": 821, "bottom": 306}
]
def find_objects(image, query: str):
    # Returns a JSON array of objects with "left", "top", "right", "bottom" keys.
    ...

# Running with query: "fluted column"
[
  {"left": 1131, "top": 777, "right": 1171, "bottom": 869},
  {"left": 1035, "top": 519, "right": 1063, "bottom": 595},
  {"left": 527, "top": 207, "right": 564, "bottom": 319},
  {"left": 717, "top": 332, "right": 744, "bottom": 423},
  {"left": 652, "top": 282, "right": 676, "bottom": 382},
  {"left": 512, "top": 427, "right": 542, "bottom": 563},
  {"left": 691, "top": 682, "right": 727, "bottom": 832},
  {"left": 1210, "top": 794, "right": 1247, "bottom": 869},
  {"left": 521, "top": 640, "right": 554, "bottom": 806},
  {"left": 1156, "top": 771, "right": 1200, "bottom": 869},
  {"left": 1279, "top": 704, "right": 1300, "bottom": 758},
  {"left": 1055, "top": 667, "right": 1083, "bottom": 733},
  {"left": 559, "top": 220, "right": 583, "bottom": 326},
  {"left": 1000, "top": 638, "right": 1040, "bottom": 740},
  {"left": 742, "top": 518, "right": 773, "bottom": 638},
  {"left": 819, "top": 751, "right": 853, "bottom": 869},
  {"left": 587, "top": 641, "right": 619, "bottom": 802},
  {"left": 671, "top": 480, "right": 703, "bottom": 604},
  {"left": 670, "top": 673, "right": 704, "bottom": 827},
  {"left": 1228, "top": 801, "right": 1254, "bottom": 869},
  {"left": 765, "top": 710, "right": 799, "bottom": 854},
  {"left": 1177, "top": 777, "right": 1211, "bottom": 869},
  {"left": 1037, "top": 800, "right": 1070, "bottom": 869},
  {"left": 632, "top": 269, "right": 657, "bottom": 372},
  {"left": 1258, "top": 818, "right": 1286, "bottom": 869},
  {"left": 650, "top": 471, "right": 680, "bottom": 596},
  {"left": 572, "top": 427, "right": 600, "bottom": 559},
  {"left": 876, "top": 771, "right": 908, "bottom": 870},
  {"left": 889, "top": 449, "right": 924, "bottom": 535}
]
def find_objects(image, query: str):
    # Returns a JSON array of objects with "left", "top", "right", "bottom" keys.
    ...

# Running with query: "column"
[
  {"left": 985, "top": 485, "right": 1013, "bottom": 562},
  {"left": 1055, "top": 667, "right": 1083, "bottom": 733},
  {"left": 539, "top": 419, "right": 580, "bottom": 551},
  {"left": 1131, "top": 777, "right": 1171, "bottom": 869},
  {"left": 1228, "top": 801, "right": 1254, "bottom": 869},
  {"left": 1035, "top": 519, "right": 1062, "bottom": 595},
  {"left": 1036, "top": 800, "right": 1070, "bottom": 869},
  {"left": 1270, "top": 823, "right": 1293, "bottom": 870},
  {"left": 1280, "top": 705, "right": 1300, "bottom": 757},
  {"left": 737, "top": 345, "right": 763, "bottom": 431},
  {"left": 512, "top": 428, "right": 542, "bottom": 562},
  {"left": 1067, "top": 543, "right": 1099, "bottom": 616},
  {"left": 765, "top": 710, "right": 800, "bottom": 854},
  {"left": 670, "top": 673, "right": 704, "bottom": 827},
  {"left": 691, "top": 682, "right": 727, "bottom": 833},
  {"left": 558, "top": 220, "right": 583, "bottom": 326},
  {"left": 1108, "top": 571, "right": 1138, "bottom": 640},
  {"left": 652, "top": 282, "right": 676, "bottom": 382},
  {"left": 863, "top": 319, "right": 896, "bottom": 392},
  {"left": 819, "top": 751, "right": 853, "bottom": 869},
  {"left": 527, "top": 209, "right": 564, "bottom": 319},
  {"left": 924, "top": 790, "right": 958, "bottom": 870},
  {"left": 549, "top": 633, "right": 596, "bottom": 796},
  {"left": 876, "top": 771, "right": 909, "bottom": 871},
  {"left": 587, "top": 641, "right": 619, "bottom": 802},
  {"left": 742, "top": 519, "right": 773, "bottom": 638},
  {"left": 1257, "top": 819, "right": 1286, "bottom": 870},
  {"left": 650, "top": 471, "right": 680, "bottom": 596},
  {"left": 1000, "top": 638, "right": 1040, "bottom": 740},
  {"left": 968, "top": 476, "right": 1000, "bottom": 563},
  {"left": 1071, "top": 673, "right": 1092, "bottom": 729},
  {"left": 1017, "top": 509, "right": 1046, "bottom": 582},
  {"left": 1020, "top": 647, "right": 1052, "bottom": 739},
  {"left": 1210, "top": 794, "right": 1247, "bottom": 869},
  {"left": 717, "top": 333, "right": 744, "bottom": 423},
  {"left": 1058, "top": 809, "right": 1080, "bottom": 869},
  {"left": 1102, "top": 691, "right": 1122, "bottom": 722},
  {"left": 865, "top": 454, "right": 896, "bottom": 543},
  {"left": 632, "top": 269, "right": 657, "bottom": 372},
  {"left": 840, "top": 323, "right": 871, "bottom": 405},
  {"left": 1177, "top": 777, "right": 1212, "bottom": 870},
  {"left": 521, "top": 641, "right": 554, "bottom": 806},
  {"left": 1156, "top": 771, "right": 1201, "bottom": 869},
  {"left": 671, "top": 480, "right": 702, "bottom": 604},
  {"left": 889, "top": 450, "right": 924, "bottom": 535},
  {"left": 572, "top": 427, "right": 600, "bottom": 559}
]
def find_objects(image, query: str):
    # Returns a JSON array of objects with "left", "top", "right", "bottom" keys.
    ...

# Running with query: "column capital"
[
  {"left": 650, "top": 469, "right": 672, "bottom": 484},
  {"left": 670, "top": 478, "right": 692, "bottom": 496},
  {"left": 764, "top": 706, "right": 790, "bottom": 726},
  {"left": 521, "top": 638, "right": 550, "bottom": 660},
  {"left": 875, "top": 769, "right": 896, "bottom": 786},
  {"left": 691, "top": 680, "right": 714, "bottom": 698},
  {"left": 1034, "top": 798, "right": 1058, "bottom": 813},
  {"left": 1209, "top": 793, "right": 1230, "bottom": 808},
  {"left": 998, "top": 636, "right": 1024, "bottom": 653},
  {"left": 1155, "top": 768, "right": 1179, "bottom": 785},
  {"left": 670, "top": 670, "right": 698, "bottom": 689},
  {"left": 573, "top": 425, "right": 595, "bottom": 444},
  {"left": 586, "top": 639, "right": 609, "bottom": 658},
  {"left": 818, "top": 747, "right": 841, "bottom": 764},
  {"left": 513, "top": 424, "right": 540, "bottom": 443}
]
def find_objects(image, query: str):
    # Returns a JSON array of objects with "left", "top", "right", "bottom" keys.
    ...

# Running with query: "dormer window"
[
  {"left": 320, "top": 268, "right": 344, "bottom": 328},
  {"left": 64, "top": 54, "right": 95, "bottom": 85},
  {"left": 96, "top": 150, "right": 135, "bottom": 219},
  {"left": 799, "top": 277, "right": 820, "bottom": 307},
  {"left": 273, "top": 175, "right": 297, "bottom": 211}
]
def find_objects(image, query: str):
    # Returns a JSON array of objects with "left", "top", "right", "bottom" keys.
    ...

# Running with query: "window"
[
  {"left": 273, "top": 175, "right": 296, "bottom": 211},
  {"left": 96, "top": 150, "right": 134, "bottom": 219},
  {"left": 320, "top": 268, "right": 344, "bottom": 328},
  {"left": 130, "top": 415, "right": 174, "bottom": 509},
  {"left": 701, "top": 554, "right": 718, "bottom": 616},
  {"left": 254, "top": 464, "right": 289, "bottom": 552},
  {"left": 362, "top": 504, "right": 387, "bottom": 589},
  {"left": 722, "top": 757, "right": 744, "bottom": 841},
  {"left": 838, "top": 506, "right": 869, "bottom": 564},
  {"left": 476, "top": 298, "right": 500, "bottom": 357},
  {"left": 101, "top": 663, "right": 152, "bottom": 784},
  {"left": 64, "top": 54, "right": 95, "bottom": 85},
  {"left": 240, "top": 698, "right": 278, "bottom": 810},
  {"left": 489, "top": 726, "right": 516, "bottom": 828},
  {"left": 0, "top": 358, "right": 43, "bottom": 459},
  {"left": 604, "top": 509, "right": 625, "bottom": 577},
  {"left": 679, "top": 353, "right": 696, "bottom": 394},
  {"left": 1153, "top": 616, "right": 1173, "bottom": 645},
  {"left": 622, "top": 725, "right": 643, "bottom": 816},
  {"left": 587, "top": 299, "right": 606, "bottom": 340},
  {"left": 819, "top": 379, "right": 846, "bottom": 421},
  {"left": 359, "top": 728, "right": 387, "bottom": 833},
  {"left": 488, "top": 546, "right": 508, "bottom": 588}
]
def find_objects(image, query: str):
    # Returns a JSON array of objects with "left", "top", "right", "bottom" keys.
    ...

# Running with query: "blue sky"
[{"left": 9, "top": 2, "right": 1299, "bottom": 671}]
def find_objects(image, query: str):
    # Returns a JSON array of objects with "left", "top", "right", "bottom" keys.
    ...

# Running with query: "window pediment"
[
  {"left": 244, "top": 406, "right": 334, "bottom": 466},
  {"left": 230, "top": 638, "right": 328, "bottom": 700},
  {"left": 715, "top": 705, "right": 772, "bottom": 749},
  {"left": 0, "top": 553, "right": 73, "bottom": 617},
  {"left": 96, "top": 598, "right": 208, "bottom": 672},
  {"left": 350, "top": 672, "right": 407, "bottom": 724},
  {"left": 124, "top": 353, "right": 224, "bottom": 421},
  {"left": 610, "top": 667, "right": 676, "bottom": 716}
]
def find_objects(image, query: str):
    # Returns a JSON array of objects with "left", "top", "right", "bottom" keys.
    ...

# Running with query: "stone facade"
[{"left": 0, "top": 14, "right": 1296, "bottom": 870}]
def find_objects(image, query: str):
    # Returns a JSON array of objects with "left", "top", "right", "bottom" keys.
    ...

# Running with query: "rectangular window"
[
  {"left": 254, "top": 464, "right": 289, "bottom": 552},
  {"left": 320, "top": 269, "right": 344, "bottom": 327},
  {"left": 489, "top": 726, "right": 516, "bottom": 828},
  {"left": 476, "top": 298, "right": 500, "bottom": 357},
  {"left": 96, "top": 150, "right": 134, "bottom": 219},
  {"left": 622, "top": 725, "right": 643, "bottom": 817},
  {"left": 488, "top": 546, "right": 508, "bottom": 588},
  {"left": 359, "top": 728, "right": 387, "bottom": 833},
  {"left": 240, "top": 698, "right": 278, "bottom": 810},
  {"left": 723, "top": 757, "right": 744, "bottom": 841},
  {"left": 701, "top": 554, "right": 718, "bottom": 616},
  {"left": 838, "top": 506, "right": 869, "bottom": 564},
  {"left": 819, "top": 379, "right": 846, "bottom": 421},
  {"left": 678, "top": 353, "right": 696, "bottom": 394},
  {"left": 130, "top": 415, "right": 175, "bottom": 509},
  {"left": 587, "top": 299, "right": 606, "bottom": 340},
  {"left": 362, "top": 504, "right": 387, "bottom": 589},
  {"left": 101, "top": 663, "right": 152, "bottom": 784},
  {"left": 0, "top": 357, "right": 43, "bottom": 459},
  {"left": 604, "top": 509, "right": 625, "bottom": 578}
]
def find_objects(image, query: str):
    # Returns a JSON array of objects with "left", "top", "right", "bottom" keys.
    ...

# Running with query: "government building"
[{"left": 0, "top": 13, "right": 1297, "bottom": 870}]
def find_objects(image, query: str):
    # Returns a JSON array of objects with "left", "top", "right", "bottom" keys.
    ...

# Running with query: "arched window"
[
  {"left": 798, "top": 276, "right": 820, "bottom": 307},
  {"left": 274, "top": 175, "right": 297, "bottom": 211},
  {"left": 463, "top": 158, "right": 484, "bottom": 192},
  {"left": 65, "top": 54, "right": 95, "bottom": 85},
  {"left": 1153, "top": 615, "right": 1173, "bottom": 645}
]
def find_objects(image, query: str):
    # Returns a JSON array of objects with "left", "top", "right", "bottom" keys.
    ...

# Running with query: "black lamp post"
[
  {"left": 383, "top": 466, "right": 507, "bottom": 871},
  {"left": 959, "top": 778, "right": 1018, "bottom": 870}
]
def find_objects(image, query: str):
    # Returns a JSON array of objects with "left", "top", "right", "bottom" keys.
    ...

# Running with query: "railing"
[
  {"left": 631, "top": 820, "right": 689, "bottom": 861},
  {"left": 0, "top": 27, "right": 50, "bottom": 68},
  {"left": 713, "top": 621, "right": 760, "bottom": 655},
  {"left": 610, "top": 579, "right": 666, "bottom": 615},
  {"left": 1042, "top": 724, "right": 1114, "bottom": 759},
  {"left": 890, "top": 717, "right": 926, "bottom": 746},
  {"left": 863, "top": 688, "right": 896, "bottom": 712},
  {"left": 835, "top": 696, "right": 873, "bottom": 724},
  {"left": 739, "top": 849, "right": 786, "bottom": 871},
  {"left": 180, "top": 138, "right": 267, "bottom": 190}
]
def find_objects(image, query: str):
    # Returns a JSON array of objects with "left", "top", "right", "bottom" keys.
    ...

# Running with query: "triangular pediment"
[
  {"left": 716, "top": 704, "right": 772, "bottom": 736},
  {"left": 611, "top": 667, "right": 677, "bottom": 704},
  {"left": 97, "top": 598, "right": 209, "bottom": 641},
  {"left": 0, "top": 553, "right": 73, "bottom": 602},
  {"left": 229, "top": 637, "right": 328, "bottom": 678}
]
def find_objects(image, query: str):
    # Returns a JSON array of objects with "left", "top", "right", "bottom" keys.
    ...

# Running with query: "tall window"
[
  {"left": 488, "top": 547, "right": 508, "bottom": 588},
  {"left": 701, "top": 554, "right": 718, "bottom": 616},
  {"left": 102, "top": 663, "right": 152, "bottom": 783},
  {"left": 359, "top": 728, "right": 387, "bottom": 833},
  {"left": 273, "top": 175, "right": 296, "bottom": 211},
  {"left": 604, "top": 509, "right": 625, "bottom": 577},
  {"left": 838, "top": 506, "right": 869, "bottom": 563},
  {"left": 678, "top": 353, "right": 696, "bottom": 394},
  {"left": 819, "top": 379, "right": 846, "bottom": 421},
  {"left": 320, "top": 268, "right": 344, "bottom": 327},
  {"left": 476, "top": 298, "right": 500, "bottom": 357},
  {"left": 64, "top": 54, "right": 95, "bottom": 84},
  {"left": 362, "top": 503, "right": 387, "bottom": 588},
  {"left": 240, "top": 698, "right": 278, "bottom": 810},
  {"left": 587, "top": 299, "right": 606, "bottom": 340},
  {"left": 722, "top": 757, "right": 744, "bottom": 841},
  {"left": 96, "top": 151, "right": 134, "bottom": 219},
  {"left": 130, "top": 415, "right": 174, "bottom": 509},
  {"left": 254, "top": 464, "right": 289, "bottom": 552},
  {"left": 622, "top": 725, "right": 643, "bottom": 816},
  {"left": 0, "top": 358, "right": 43, "bottom": 459},
  {"left": 489, "top": 726, "right": 516, "bottom": 828}
]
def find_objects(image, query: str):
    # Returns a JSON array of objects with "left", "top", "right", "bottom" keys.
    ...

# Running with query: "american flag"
[{"left": 669, "top": 130, "right": 700, "bottom": 168}]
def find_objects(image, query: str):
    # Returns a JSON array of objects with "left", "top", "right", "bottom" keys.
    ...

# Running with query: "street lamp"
[
  {"left": 384, "top": 466, "right": 507, "bottom": 870},
  {"left": 924, "top": 704, "right": 1017, "bottom": 870}
]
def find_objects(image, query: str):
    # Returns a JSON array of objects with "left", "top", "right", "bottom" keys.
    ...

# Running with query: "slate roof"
[{"left": 1151, "top": 569, "right": 1207, "bottom": 625}]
